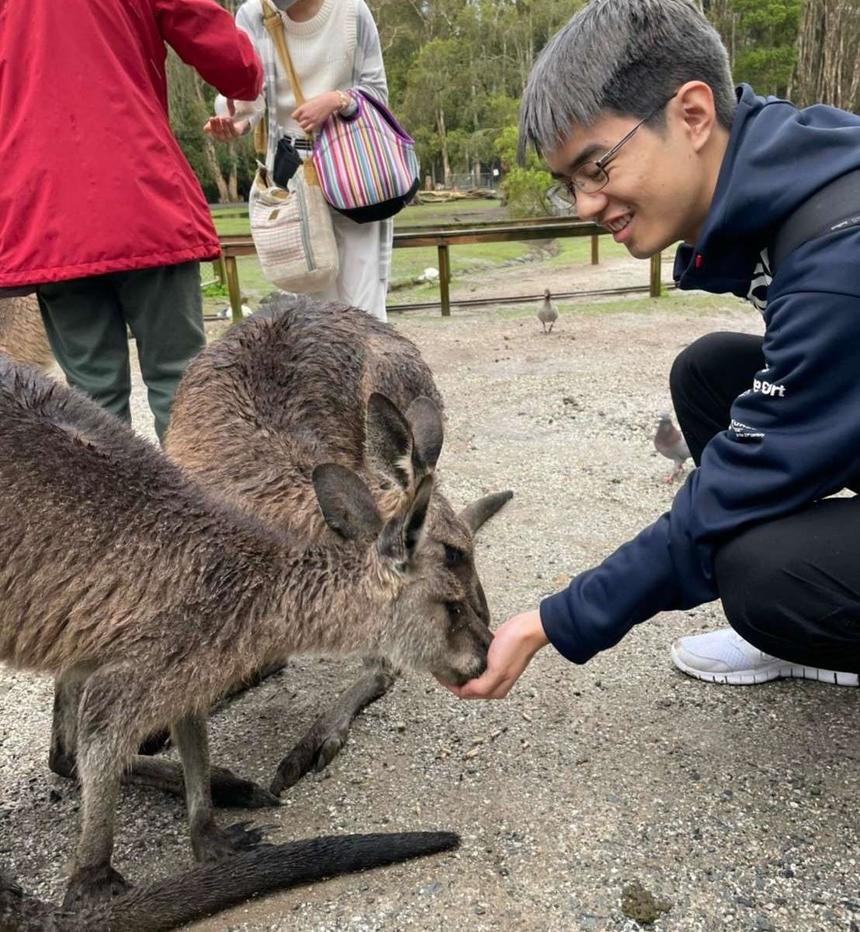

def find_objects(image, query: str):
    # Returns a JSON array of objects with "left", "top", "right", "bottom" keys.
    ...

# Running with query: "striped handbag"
[{"left": 312, "top": 90, "right": 421, "bottom": 224}]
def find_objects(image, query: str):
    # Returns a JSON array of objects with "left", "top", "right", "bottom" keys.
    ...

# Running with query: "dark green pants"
[{"left": 37, "top": 262, "right": 205, "bottom": 442}]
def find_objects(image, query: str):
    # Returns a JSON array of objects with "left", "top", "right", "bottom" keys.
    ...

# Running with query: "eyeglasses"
[{"left": 550, "top": 92, "right": 677, "bottom": 206}]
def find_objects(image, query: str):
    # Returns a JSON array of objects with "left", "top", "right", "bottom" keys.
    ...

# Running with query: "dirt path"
[{"left": 2, "top": 295, "right": 858, "bottom": 932}]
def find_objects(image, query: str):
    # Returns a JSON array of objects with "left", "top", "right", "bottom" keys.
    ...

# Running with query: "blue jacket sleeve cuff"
[{"left": 539, "top": 591, "right": 599, "bottom": 665}]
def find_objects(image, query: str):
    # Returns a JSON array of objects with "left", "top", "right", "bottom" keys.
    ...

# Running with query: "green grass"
[
  {"left": 214, "top": 215, "right": 255, "bottom": 236},
  {"left": 389, "top": 240, "right": 531, "bottom": 293},
  {"left": 395, "top": 198, "right": 504, "bottom": 228},
  {"left": 547, "top": 236, "right": 631, "bottom": 266},
  {"left": 210, "top": 196, "right": 504, "bottom": 238}
]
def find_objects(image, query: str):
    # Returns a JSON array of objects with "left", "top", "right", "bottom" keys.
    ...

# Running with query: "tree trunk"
[
  {"left": 437, "top": 107, "right": 451, "bottom": 188},
  {"left": 791, "top": 0, "right": 860, "bottom": 109},
  {"left": 227, "top": 148, "right": 239, "bottom": 202},
  {"left": 202, "top": 135, "right": 230, "bottom": 203},
  {"left": 191, "top": 71, "right": 231, "bottom": 203}
]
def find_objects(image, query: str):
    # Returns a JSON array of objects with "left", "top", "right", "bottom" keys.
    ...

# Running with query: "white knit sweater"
[
  {"left": 221, "top": 0, "right": 393, "bottom": 288},
  {"left": 229, "top": 0, "right": 388, "bottom": 147}
]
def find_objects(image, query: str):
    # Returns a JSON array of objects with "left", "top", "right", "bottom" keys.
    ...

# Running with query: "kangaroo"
[
  {"left": 165, "top": 293, "right": 512, "bottom": 793},
  {"left": 0, "top": 354, "right": 486, "bottom": 914},
  {"left": 0, "top": 295, "right": 54, "bottom": 371}
]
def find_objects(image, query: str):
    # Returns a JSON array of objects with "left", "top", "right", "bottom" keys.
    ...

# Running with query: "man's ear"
[{"left": 675, "top": 80, "right": 717, "bottom": 153}]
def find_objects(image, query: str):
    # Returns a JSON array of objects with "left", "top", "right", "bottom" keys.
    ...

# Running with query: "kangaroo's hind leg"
[
  {"left": 51, "top": 667, "right": 277, "bottom": 808},
  {"left": 49, "top": 667, "right": 89, "bottom": 779},
  {"left": 171, "top": 713, "right": 269, "bottom": 862},
  {"left": 126, "top": 752, "right": 280, "bottom": 808},
  {"left": 270, "top": 657, "right": 396, "bottom": 795},
  {"left": 62, "top": 666, "right": 136, "bottom": 909}
]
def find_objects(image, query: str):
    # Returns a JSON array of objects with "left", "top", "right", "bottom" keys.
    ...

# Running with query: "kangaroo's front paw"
[
  {"left": 63, "top": 863, "right": 130, "bottom": 909},
  {"left": 192, "top": 819, "right": 269, "bottom": 862},
  {"left": 270, "top": 719, "right": 351, "bottom": 796}
]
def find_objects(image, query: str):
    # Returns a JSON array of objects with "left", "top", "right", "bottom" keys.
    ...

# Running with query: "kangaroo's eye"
[
  {"left": 445, "top": 601, "right": 464, "bottom": 619},
  {"left": 444, "top": 545, "right": 465, "bottom": 567}
]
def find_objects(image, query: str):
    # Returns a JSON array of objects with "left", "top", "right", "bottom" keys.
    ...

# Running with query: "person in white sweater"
[{"left": 206, "top": 0, "right": 392, "bottom": 321}]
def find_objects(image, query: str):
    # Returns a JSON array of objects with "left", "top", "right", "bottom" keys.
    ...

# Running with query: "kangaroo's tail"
[{"left": 9, "top": 831, "right": 459, "bottom": 932}]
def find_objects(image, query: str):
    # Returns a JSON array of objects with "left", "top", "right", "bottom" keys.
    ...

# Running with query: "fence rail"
[{"left": 218, "top": 219, "right": 663, "bottom": 321}]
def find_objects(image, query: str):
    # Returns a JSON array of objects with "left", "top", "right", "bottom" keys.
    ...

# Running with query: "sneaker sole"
[{"left": 670, "top": 644, "right": 859, "bottom": 687}]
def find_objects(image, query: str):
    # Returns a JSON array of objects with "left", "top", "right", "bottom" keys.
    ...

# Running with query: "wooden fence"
[{"left": 218, "top": 218, "right": 663, "bottom": 322}]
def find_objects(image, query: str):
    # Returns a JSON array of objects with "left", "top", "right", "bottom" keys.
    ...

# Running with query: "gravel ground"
[{"left": 2, "top": 272, "right": 859, "bottom": 932}]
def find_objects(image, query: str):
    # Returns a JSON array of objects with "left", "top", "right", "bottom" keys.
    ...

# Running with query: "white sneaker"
[{"left": 670, "top": 628, "right": 859, "bottom": 686}]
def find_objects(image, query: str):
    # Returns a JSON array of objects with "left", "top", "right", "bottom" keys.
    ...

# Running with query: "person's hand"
[
  {"left": 292, "top": 91, "right": 342, "bottom": 135},
  {"left": 203, "top": 99, "right": 249, "bottom": 141},
  {"left": 445, "top": 609, "right": 549, "bottom": 700}
]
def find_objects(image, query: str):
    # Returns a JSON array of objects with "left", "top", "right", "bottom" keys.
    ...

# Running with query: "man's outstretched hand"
[{"left": 445, "top": 609, "right": 549, "bottom": 699}]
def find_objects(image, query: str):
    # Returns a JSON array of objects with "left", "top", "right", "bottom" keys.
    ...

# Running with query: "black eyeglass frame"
[{"left": 553, "top": 91, "right": 678, "bottom": 204}]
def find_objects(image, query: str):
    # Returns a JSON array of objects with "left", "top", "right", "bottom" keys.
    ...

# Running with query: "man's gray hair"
[{"left": 518, "top": 0, "right": 736, "bottom": 161}]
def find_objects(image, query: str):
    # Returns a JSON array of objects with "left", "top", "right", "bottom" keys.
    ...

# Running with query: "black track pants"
[{"left": 670, "top": 332, "right": 860, "bottom": 673}]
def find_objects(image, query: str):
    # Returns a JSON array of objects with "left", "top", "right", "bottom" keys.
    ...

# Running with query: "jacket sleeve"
[
  {"left": 350, "top": 2, "right": 388, "bottom": 105},
  {"left": 154, "top": 0, "right": 262, "bottom": 101},
  {"left": 214, "top": 4, "right": 266, "bottom": 129},
  {"left": 540, "top": 229, "right": 860, "bottom": 664}
]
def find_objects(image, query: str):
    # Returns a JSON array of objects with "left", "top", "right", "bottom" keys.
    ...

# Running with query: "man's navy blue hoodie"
[{"left": 540, "top": 84, "right": 860, "bottom": 664}]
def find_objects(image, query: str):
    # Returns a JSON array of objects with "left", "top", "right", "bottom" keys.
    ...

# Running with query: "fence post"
[
  {"left": 591, "top": 234, "right": 599, "bottom": 265},
  {"left": 214, "top": 256, "right": 227, "bottom": 287},
  {"left": 224, "top": 255, "right": 243, "bottom": 323},
  {"left": 437, "top": 243, "right": 451, "bottom": 317},
  {"left": 649, "top": 252, "right": 662, "bottom": 298}
]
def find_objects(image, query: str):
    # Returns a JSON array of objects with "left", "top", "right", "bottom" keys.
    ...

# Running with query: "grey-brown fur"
[
  {"left": 165, "top": 294, "right": 512, "bottom": 791},
  {"left": 1, "top": 832, "right": 459, "bottom": 931},
  {"left": 166, "top": 294, "right": 449, "bottom": 538},
  {"left": 0, "top": 353, "right": 483, "bottom": 919},
  {"left": 0, "top": 295, "right": 53, "bottom": 371}
]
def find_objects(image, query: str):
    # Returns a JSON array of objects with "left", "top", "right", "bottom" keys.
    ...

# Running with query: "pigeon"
[
  {"left": 654, "top": 412, "right": 691, "bottom": 482},
  {"left": 538, "top": 288, "right": 559, "bottom": 333}
]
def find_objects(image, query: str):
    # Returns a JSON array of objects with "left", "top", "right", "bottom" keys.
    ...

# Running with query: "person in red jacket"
[{"left": 0, "top": 0, "right": 262, "bottom": 440}]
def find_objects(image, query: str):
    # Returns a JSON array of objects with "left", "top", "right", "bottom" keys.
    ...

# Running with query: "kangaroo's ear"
[
  {"left": 458, "top": 489, "right": 514, "bottom": 533},
  {"left": 377, "top": 474, "right": 434, "bottom": 567},
  {"left": 365, "top": 392, "right": 423, "bottom": 490},
  {"left": 405, "top": 396, "right": 444, "bottom": 472},
  {"left": 313, "top": 463, "right": 383, "bottom": 541}
]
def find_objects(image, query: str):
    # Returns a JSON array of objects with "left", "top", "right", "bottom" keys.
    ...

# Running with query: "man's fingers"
[
  {"left": 203, "top": 117, "right": 236, "bottom": 139},
  {"left": 456, "top": 673, "right": 514, "bottom": 700}
]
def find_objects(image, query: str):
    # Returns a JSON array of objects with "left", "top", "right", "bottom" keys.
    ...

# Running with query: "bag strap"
[
  {"left": 260, "top": 0, "right": 306, "bottom": 108},
  {"left": 770, "top": 167, "right": 860, "bottom": 273}
]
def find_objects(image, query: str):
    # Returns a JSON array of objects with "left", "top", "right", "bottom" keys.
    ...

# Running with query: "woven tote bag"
[
  {"left": 248, "top": 1, "right": 338, "bottom": 293},
  {"left": 249, "top": 162, "right": 338, "bottom": 294},
  {"left": 313, "top": 90, "right": 421, "bottom": 224}
]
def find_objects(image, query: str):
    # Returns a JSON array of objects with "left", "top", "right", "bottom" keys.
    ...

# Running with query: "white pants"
[{"left": 319, "top": 209, "right": 391, "bottom": 321}]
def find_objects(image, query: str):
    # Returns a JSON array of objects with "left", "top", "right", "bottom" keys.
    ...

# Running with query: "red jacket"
[{"left": 0, "top": 0, "right": 262, "bottom": 287}]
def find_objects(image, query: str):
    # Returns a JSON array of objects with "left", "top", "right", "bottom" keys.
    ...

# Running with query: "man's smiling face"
[{"left": 544, "top": 86, "right": 721, "bottom": 259}]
